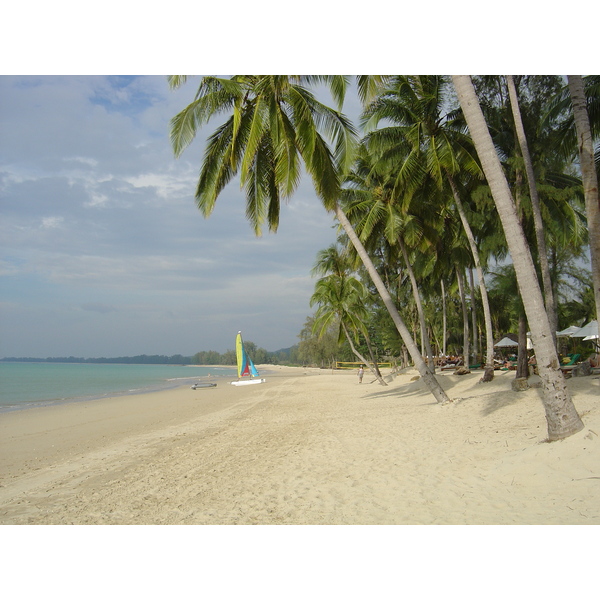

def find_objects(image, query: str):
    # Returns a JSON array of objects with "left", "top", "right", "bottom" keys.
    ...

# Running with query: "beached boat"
[
  {"left": 191, "top": 382, "right": 217, "bottom": 389},
  {"left": 231, "top": 331, "right": 266, "bottom": 386}
]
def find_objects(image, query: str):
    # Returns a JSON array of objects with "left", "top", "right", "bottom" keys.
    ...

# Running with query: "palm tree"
[
  {"left": 567, "top": 76, "right": 600, "bottom": 329},
  {"left": 169, "top": 75, "right": 450, "bottom": 403},
  {"left": 545, "top": 75, "right": 600, "bottom": 171},
  {"left": 311, "top": 244, "right": 385, "bottom": 382},
  {"left": 477, "top": 76, "right": 590, "bottom": 338},
  {"left": 505, "top": 76, "right": 557, "bottom": 342},
  {"left": 488, "top": 264, "right": 530, "bottom": 381},
  {"left": 455, "top": 266, "right": 470, "bottom": 368},
  {"left": 341, "top": 145, "right": 438, "bottom": 371},
  {"left": 362, "top": 75, "right": 496, "bottom": 381},
  {"left": 335, "top": 203, "right": 450, "bottom": 401},
  {"left": 452, "top": 75, "right": 584, "bottom": 441},
  {"left": 310, "top": 271, "right": 387, "bottom": 386}
]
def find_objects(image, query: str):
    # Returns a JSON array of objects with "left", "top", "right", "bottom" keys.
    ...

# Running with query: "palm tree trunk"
[
  {"left": 446, "top": 173, "right": 495, "bottom": 380},
  {"left": 402, "top": 347, "right": 409, "bottom": 369},
  {"left": 453, "top": 75, "right": 583, "bottom": 441},
  {"left": 567, "top": 76, "right": 600, "bottom": 329},
  {"left": 441, "top": 279, "right": 447, "bottom": 358},
  {"left": 340, "top": 321, "right": 387, "bottom": 385},
  {"left": 399, "top": 237, "right": 435, "bottom": 372},
  {"left": 456, "top": 267, "right": 470, "bottom": 370},
  {"left": 469, "top": 268, "right": 478, "bottom": 363},
  {"left": 364, "top": 330, "right": 384, "bottom": 379},
  {"left": 335, "top": 204, "right": 451, "bottom": 403},
  {"left": 516, "top": 312, "right": 530, "bottom": 380},
  {"left": 506, "top": 75, "right": 558, "bottom": 344}
]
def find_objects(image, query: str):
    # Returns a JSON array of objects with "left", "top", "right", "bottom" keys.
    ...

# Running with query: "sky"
[
  {"left": 0, "top": 75, "right": 366, "bottom": 357},
  {"left": 1, "top": 4, "right": 594, "bottom": 359}
]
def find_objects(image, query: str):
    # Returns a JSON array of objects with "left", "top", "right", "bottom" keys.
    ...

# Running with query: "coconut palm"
[
  {"left": 545, "top": 75, "right": 600, "bottom": 170},
  {"left": 169, "top": 75, "right": 450, "bottom": 403},
  {"left": 311, "top": 244, "right": 385, "bottom": 382},
  {"left": 452, "top": 75, "right": 584, "bottom": 441},
  {"left": 341, "top": 145, "right": 439, "bottom": 371},
  {"left": 361, "top": 75, "right": 496, "bottom": 381},
  {"left": 310, "top": 271, "right": 387, "bottom": 386},
  {"left": 488, "top": 264, "right": 530, "bottom": 381},
  {"left": 506, "top": 75, "right": 557, "bottom": 341},
  {"left": 567, "top": 76, "right": 600, "bottom": 329},
  {"left": 476, "top": 76, "right": 594, "bottom": 340}
]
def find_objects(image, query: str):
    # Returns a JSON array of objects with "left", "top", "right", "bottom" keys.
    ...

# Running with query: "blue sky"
[
  {"left": 1, "top": 76, "right": 367, "bottom": 357},
  {"left": 1, "top": 5, "right": 594, "bottom": 359}
]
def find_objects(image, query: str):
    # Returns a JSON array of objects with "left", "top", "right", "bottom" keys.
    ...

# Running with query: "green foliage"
[
  {"left": 296, "top": 315, "right": 343, "bottom": 367},
  {"left": 192, "top": 342, "right": 273, "bottom": 366},
  {"left": 168, "top": 74, "right": 597, "bottom": 370},
  {"left": 169, "top": 75, "right": 358, "bottom": 233}
]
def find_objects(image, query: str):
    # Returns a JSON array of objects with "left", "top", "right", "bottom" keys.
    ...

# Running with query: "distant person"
[{"left": 358, "top": 366, "right": 364, "bottom": 383}]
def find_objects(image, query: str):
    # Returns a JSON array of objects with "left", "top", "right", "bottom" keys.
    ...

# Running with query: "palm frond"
[{"left": 167, "top": 75, "right": 188, "bottom": 89}]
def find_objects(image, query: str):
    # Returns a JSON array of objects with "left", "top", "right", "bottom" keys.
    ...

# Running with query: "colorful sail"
[{"left": 236, "top": 331, "right": 259, "bottom": 378}]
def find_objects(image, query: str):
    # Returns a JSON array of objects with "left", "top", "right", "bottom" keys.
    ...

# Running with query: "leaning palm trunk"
[
  {"left": 469, "top": 269, "right": 478, "bottom": 364},
  {"left": 507, "top": 75, "right": 557, "bottom": 344},
  {"left": 441, "top": 279, "right": 447, "bottom": 357},
  {"left": 516, "top": 313, "right": 530, "bottom": 381},
  {"left": 446, "top": 174, "right": 495, "bottom": 380},
  {"left": 399, "top": 237, "right": 435, "bottom": 372},
  {"left": 335, "top": 205, "right": 451, "bottom": 403},
  {"left": 453, "top": 75, "right": 583, "bottom": 441},
  {"left": 456, "top": 267, "right": 470, "bottom": 370},
  {"left": 364, "top": 330, "right": 384, "bottom": 380},
  {"left": 568, "top": 76, "right": 600, "bottom": 329},
  {"left": 340, "top": 321, "right": 387, "bottom": 386}
]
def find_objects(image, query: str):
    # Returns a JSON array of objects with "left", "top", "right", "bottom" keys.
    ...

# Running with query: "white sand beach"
[{"left": 1, "top": 365, "right": 598, "bottom": 525}]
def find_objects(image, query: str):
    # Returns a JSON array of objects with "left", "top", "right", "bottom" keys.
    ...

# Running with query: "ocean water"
[{"left": 0, "top": 362, "right": 238, "bottom": 412}]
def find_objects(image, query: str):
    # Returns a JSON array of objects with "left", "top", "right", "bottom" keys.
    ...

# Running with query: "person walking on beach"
[{"left": 357, "top": 365, "right": 364, "bottom": 383}]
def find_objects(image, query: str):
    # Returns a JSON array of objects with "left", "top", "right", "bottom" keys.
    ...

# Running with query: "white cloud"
[
  {"left": 40, "top": 216, "right": 65, "bottom": 229},
  {"left": 85, "top": 192, "right": 109, "bottom": 207},
  {"left": 124, "top": 171, "right": 196, "bottom": 200},
  {"left": 0, "top": 75, "right": 340, "bottom": 357},
  {"left": 64, "top": 156, "right": 98, "bottom": 167}
]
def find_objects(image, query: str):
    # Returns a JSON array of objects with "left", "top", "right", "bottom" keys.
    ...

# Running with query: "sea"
[{"left": 0, "top": 362, "right": 238, "bottom": 413}]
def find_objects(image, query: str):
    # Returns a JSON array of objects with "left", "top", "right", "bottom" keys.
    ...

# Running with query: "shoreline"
[
  {"left": 0, "top": 362, "right": 240, "bottom": 414},
  {"left": 1, "top": 365, "right": 598, "bottom": 525}
]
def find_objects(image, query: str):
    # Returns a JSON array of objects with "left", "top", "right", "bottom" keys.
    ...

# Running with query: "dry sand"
[{"left": 1, "top": 365, "right": 598, "bottom": 525}]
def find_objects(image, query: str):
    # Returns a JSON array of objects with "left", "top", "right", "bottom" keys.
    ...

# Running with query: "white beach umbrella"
[
  {"left": 494, "top": 337, "right": 518, "bottom": 347},
  {"left": 557, "top": 325, "right": 582, "bottom": 337},
  {"left": 570, "top": 321, "right": 598, "bottom": 340}
]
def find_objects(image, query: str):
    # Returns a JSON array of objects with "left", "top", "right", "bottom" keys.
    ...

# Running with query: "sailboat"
[{"left": 230, "top": 331, "right": 266, "bottom": 386}]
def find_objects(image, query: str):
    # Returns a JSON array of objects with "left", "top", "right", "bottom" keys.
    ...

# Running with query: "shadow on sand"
[{"left": 361, "top": 368, "right": 548, "bottom": 416}]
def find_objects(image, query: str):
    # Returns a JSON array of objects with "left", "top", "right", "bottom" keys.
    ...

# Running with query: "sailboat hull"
[{"left": 231, "top": 378, "right": 266, "bottom": 386}]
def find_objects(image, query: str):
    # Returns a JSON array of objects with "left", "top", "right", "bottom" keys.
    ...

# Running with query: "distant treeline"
[
  {"left": 1, "top": 355, "right": 195, "bottom": 365},
  {"left": 1, "top": 344, "right": 299, "bottom": 366}
]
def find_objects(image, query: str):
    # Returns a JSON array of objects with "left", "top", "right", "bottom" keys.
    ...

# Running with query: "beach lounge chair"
[
  {"left": 562, "top": 353, "right": 581, "bottom": 366},
  {"left": 560, "top": 354, "right": 581, "bottom": 374}
]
